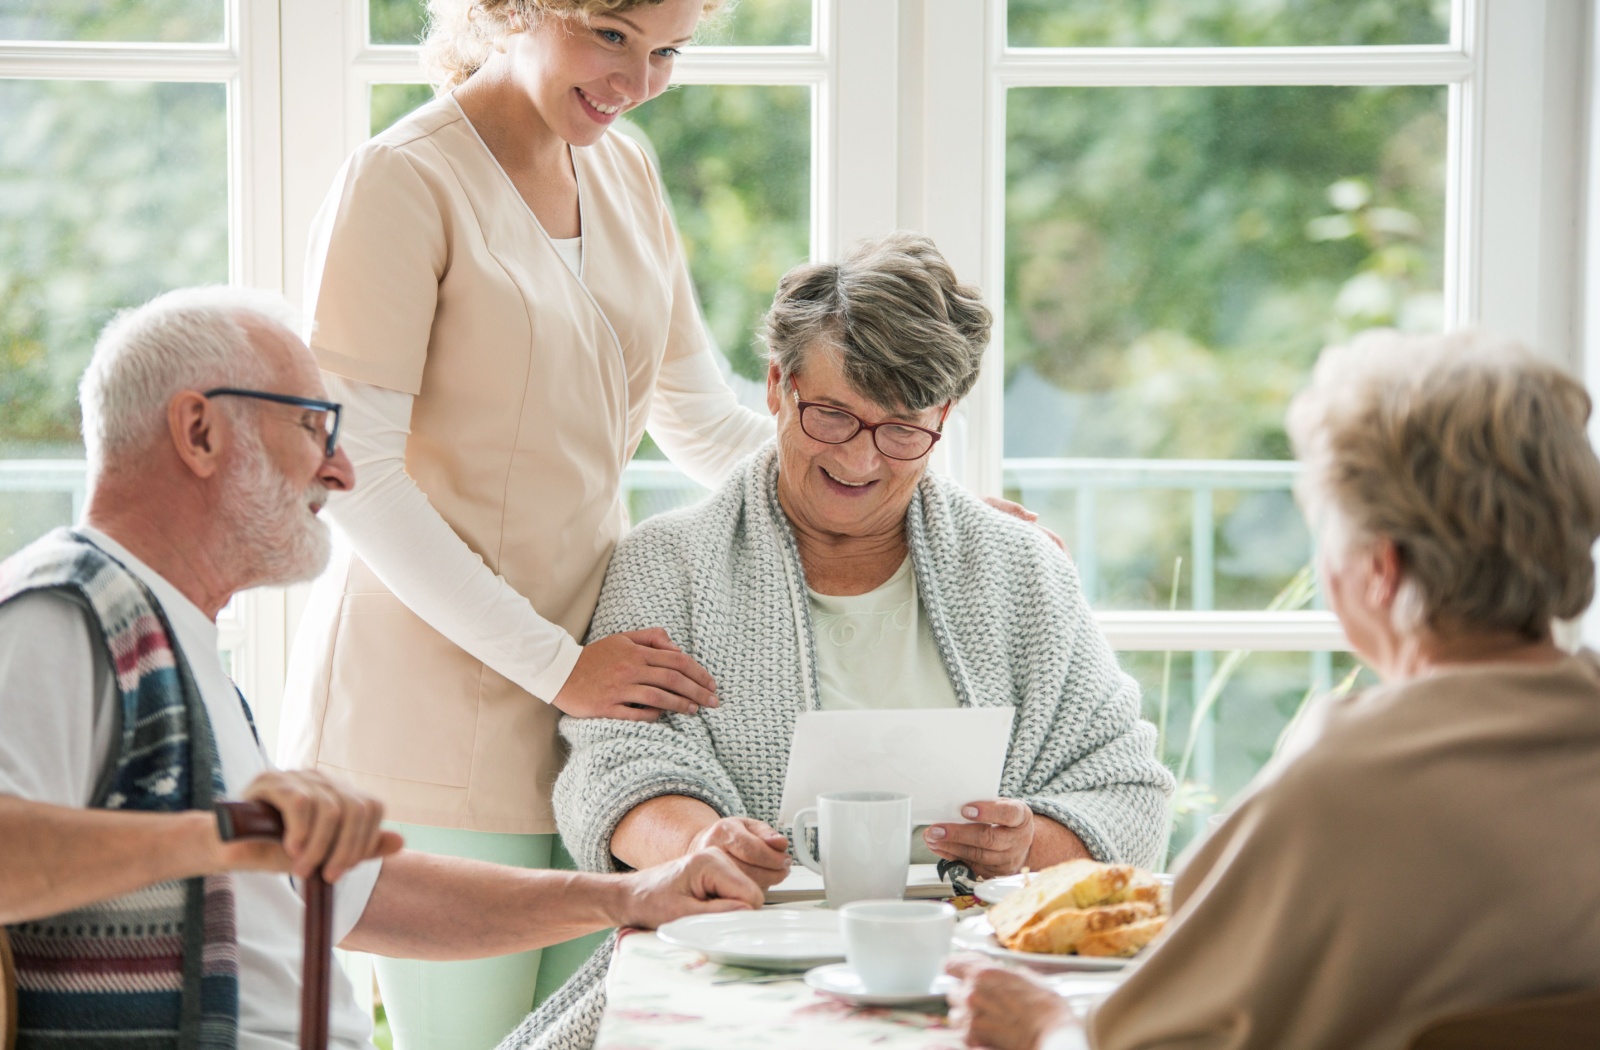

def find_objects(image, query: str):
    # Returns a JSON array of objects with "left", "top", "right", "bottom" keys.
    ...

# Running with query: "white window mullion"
[
  {"left": 1471, "top": 0, "right": 1586, "bottom": 369},
  {"left": 911, "top": 0, "right": 1000, "bottom": 496},
  {"left": 280, "top": 0, "right": 355, "bottom": 309},
  {"left": 827, "top": 0, "right": 897, "bottom": 253}
]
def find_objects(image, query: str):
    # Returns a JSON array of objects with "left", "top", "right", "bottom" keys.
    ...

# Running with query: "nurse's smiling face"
[{"left": 506, "top": 0, "right": 703, "bottom": 148}]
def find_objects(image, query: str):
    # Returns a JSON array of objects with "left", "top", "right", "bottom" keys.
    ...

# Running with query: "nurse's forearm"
[
  {"left": 610, "top": 794, "right": 721, "bottom": 870},
  {"left": 648, "top": 352, "right": 775, "bottom": 489},
  {"left": 342, "top": 849, "right": 620, "bottom": 959},
  {"left": 322, "top": 374, "right": 584, "bottom": 702}
]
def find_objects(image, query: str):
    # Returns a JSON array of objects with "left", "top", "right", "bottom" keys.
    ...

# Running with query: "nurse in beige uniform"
[{"left": 278, "top": 1, "right": 771, "bottom": 1047}]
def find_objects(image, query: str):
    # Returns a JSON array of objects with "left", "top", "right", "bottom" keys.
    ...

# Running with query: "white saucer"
[
  {"left": 657, "top": 910, "right": 844, "bottom": 971},
  {"left": 803, "top": 963, "right": 957, "bottom": 1007}
]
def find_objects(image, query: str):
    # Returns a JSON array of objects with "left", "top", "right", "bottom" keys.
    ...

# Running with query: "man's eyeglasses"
[
  {"left": 203, "top": 388, "right": 343, "bottom": 458},
  {"left": 790, "top": 377, "right": 946, "bottom": 461}
]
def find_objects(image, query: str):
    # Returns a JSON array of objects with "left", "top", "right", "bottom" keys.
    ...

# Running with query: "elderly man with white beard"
[{"left": 0, "top": 288, "right": 763, "bottom": 1050}]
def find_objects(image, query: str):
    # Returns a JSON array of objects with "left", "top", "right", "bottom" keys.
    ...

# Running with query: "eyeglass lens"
[{"left": 801, "top": 405, "right": 935, "bottom": 459}]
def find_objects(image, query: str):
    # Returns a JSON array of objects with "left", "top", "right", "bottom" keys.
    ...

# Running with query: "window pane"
[
  {"left": 369, "top": 0, "right": 813, "bottom": 47},
  {"left": 1008, "top": 0, "right": 1450, "bottom": 48},
  {"left": 699, "top": 0, "right": 812, "bottom": 46},
  {"left": 0, "top": 80, "right": 227, "bottom": 558},
  {"left": 369, "top": 0, "right": 424, "bottom": 45},
  {"left": 1004, "top": 85, "right": 1446, "bottom": 610},
  {"left": 371, "top": 82, "right": 435, "bottom": 135},
  {"left": 0, "top": 1, "right": 223, "bottom": 43},
  {"left": 1118, "top": 648, "right": 1374, "bottom": 865},
  {"left": 622, "top": 84, "right": 810, "bottom": 385}
]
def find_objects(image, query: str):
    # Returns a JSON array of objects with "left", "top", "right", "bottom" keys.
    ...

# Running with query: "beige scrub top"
[{"left": 288, "top": 96, "right": 707, "bottom": 834}]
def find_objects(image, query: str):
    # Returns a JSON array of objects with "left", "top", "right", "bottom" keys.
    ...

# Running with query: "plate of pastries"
[{"left": 954, "top": 859, "right": 1170, "bottom": 971}]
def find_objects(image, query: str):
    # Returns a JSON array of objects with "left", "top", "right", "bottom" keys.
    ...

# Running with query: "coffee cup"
[
  {"left": 792, "top": 790, "right": 911, "bottom": 909},
  {"left": 839, "top": 899, "right": 956, "bottom": 995}
]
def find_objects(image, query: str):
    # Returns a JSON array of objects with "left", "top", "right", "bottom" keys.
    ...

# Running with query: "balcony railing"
[{"left": 1, "top": 455, "right": 1341, "bottom": 650}]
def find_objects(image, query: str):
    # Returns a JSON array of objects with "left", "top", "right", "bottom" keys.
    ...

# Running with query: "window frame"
[{"left": 1, "top": 0, "right": 1589, "bottom": 734}]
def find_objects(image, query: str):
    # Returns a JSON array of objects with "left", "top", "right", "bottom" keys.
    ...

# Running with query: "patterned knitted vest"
[{"left": 0, "top": 528, "right": 240, "bottom": 1050}]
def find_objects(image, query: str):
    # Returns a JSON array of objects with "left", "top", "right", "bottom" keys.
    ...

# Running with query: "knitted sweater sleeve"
[
  {"left": 935, "top": 489, "right": 1173, "bottom": 872},
  {"left": 1012, "top": 551, "right": 1174, "bottom": 870},
  {"left": 553, "top": 513, "right": 749, "bottom": 874}
]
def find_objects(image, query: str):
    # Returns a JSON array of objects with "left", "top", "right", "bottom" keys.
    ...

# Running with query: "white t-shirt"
[
  {"left": 808, "top": 556, "right": 962, "bottom": 712},
  {"left": 0, "top": 527, "right": 379, "bottom": 1050}
]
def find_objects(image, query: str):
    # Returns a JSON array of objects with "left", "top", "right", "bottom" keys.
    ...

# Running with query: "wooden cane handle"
[
  {"left": 213, "top": 799, "right": 332, "bottom": 1050},
  {"left": 215, "top": 799, "right": 286, "bottom": 842}
]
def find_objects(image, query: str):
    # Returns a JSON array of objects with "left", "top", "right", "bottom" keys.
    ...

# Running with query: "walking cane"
[{"left": 215, "top": 800, "right": 334, "bottom": 1050}]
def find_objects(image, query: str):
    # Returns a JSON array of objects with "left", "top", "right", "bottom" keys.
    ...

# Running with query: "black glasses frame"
[
  {"left": 203, "top": 387, "right": 343, "bottom": 458},
  {"left": 789, "top": 377, "right": 946, "bottom": 461}
]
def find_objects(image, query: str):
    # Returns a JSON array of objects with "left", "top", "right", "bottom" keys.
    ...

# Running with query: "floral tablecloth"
[{"left": 594, "top": 927, "right": 1125, "bottom": 1050}]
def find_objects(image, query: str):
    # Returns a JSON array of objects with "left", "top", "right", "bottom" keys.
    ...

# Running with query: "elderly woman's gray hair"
[
  {"left": 79, "top": 287, "right": 295, "bottom": 476},
  {"left": 1287, "top": 328, "right": 1600, "bottom": 639},
  {"left": 763, "top": 231, "right": 992, "bottom": 412},
  {"left": 421, "top": 0, "right": 725, "bottom": 92}
]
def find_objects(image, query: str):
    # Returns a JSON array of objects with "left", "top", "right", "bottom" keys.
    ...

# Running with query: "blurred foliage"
[
  {"left": 0, "top": 79, "right": 228, "bottom": 454},
  {"left": 622, "top": 84, "right": 809, "bottom": 380},
  {"left": 1008, "top": 0, "right": 1449, "bottom": 48},
  {"left": 371, "top": 82, "right": 437, "bottom": 135},
  {"left": 1123, "top": 645, "right": 1376, "bottom": 863},
  {"left": 367, "top": 0, "right": 812, "bottom": 47},
  {"left": 0, "top": 0, "right": 222, "bottom": 42},
  {"left": 1005, "top": 76, "right": 1445, "bottom": 611},
  {"left": 369, "top": 0, "right": 425, "bottom": 46}
]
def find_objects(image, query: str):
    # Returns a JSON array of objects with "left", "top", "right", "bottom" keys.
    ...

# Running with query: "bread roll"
[
  {"left": 1076, "top": 915, "right": 1168, "bottom": 957},
  {"left": 1009, "top": 900, "right": 1160, "bottom": 954}
]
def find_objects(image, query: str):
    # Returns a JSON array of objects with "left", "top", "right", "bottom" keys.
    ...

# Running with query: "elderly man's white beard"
[{"left": 219, "top": 427, "right": 332, "bottom": 589}]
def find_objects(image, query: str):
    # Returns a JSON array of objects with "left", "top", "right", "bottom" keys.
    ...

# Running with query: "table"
[{"left": 593, "top": 926, "right": 1125, "bottom": 1050}]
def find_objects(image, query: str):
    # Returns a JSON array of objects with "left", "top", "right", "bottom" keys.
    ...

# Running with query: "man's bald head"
[{"left": 79, "top": 287, "right": 301, "bottom": 478}]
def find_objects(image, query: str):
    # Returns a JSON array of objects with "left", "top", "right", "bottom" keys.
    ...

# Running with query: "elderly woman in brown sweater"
[{"left": 948, "top": 328, "right": 1600, "bottom": 1050}]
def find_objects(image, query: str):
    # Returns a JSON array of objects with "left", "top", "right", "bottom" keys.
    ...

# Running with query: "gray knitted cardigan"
[{"left": 497, "top": 445, "right": 1172, "bottom": 1050}]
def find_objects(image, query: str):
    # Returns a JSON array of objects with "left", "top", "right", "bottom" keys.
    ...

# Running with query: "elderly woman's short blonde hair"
[
  {"left": 1288, "top": 328, "right": 1600, "bottom": 640},
  {"left": 422, "top": 0, "right": 724, "bottom": 92}
]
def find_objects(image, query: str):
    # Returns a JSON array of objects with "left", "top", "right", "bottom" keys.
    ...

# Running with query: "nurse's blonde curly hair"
[{"left": 422, "top": 0, "right": 726, "bottom": 92}]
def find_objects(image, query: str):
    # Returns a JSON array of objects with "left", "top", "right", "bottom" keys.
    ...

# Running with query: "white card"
[{"left": 776, "top": 707, "right": 1015, "bottom": 827}]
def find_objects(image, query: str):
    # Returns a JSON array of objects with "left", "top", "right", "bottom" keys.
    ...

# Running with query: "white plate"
[
  {"left": 804, "top": 963, "right": 957, "bottom": 1006},
  {"left": 657, "top": 910, "right": 845, "bottom": 971},
  {"left": 952, "top": 914, "right": 1131, "bottom": 972},
  {"left": 973, "top": 871, "right": 1174, "bottom": 905}
]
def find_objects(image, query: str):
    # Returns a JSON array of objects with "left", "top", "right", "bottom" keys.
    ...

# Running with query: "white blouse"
[{"left": 808, "top": 556, "right": 961, "bottom": 712}]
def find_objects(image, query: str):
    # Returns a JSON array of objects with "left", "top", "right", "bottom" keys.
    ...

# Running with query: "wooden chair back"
[
  {"left": 1, "top": 925, "right": 16, "bottom": 1050},
  {"left": 1408, "top": 986, "right": 1600, "bottom": 1049}
]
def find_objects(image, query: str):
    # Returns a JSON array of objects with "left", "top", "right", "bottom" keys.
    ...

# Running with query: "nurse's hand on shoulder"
[
  {"left": 554, "top": 628, "right": 720, "bottom": 720},
  {"left": 614, "top": 847, "right": 764, "bottom": 930},
  {"left": 984, "top": 496, "right": 1068, "bottom": 553}
]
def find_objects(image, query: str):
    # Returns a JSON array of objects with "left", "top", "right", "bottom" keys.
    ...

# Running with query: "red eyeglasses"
[{"left": 790, "top": 377, "right": 948, "bottom": 461}]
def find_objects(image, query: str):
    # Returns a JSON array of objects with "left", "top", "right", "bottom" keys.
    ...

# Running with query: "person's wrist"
[
  {"left": 184, "top": 809, "right": 231, "bottom": 877},
  {"left": 598, "top": 870, "right": 641, "bottom": 929}
]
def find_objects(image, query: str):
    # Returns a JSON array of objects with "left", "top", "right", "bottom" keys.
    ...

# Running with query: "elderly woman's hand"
[
  {"left": 947, "top": 955, "right": 1080, "bottom": 1050},
  {"left": 689, "top": 816, "right": 792, "bottom": 890},
  {"left": 922, "top": 799, "right": 1035, "bottom": 878}
]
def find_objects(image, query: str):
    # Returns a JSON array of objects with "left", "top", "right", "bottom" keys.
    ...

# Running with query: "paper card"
[{"left": 776, "top": 707, "right": 1015, "bottom": 827}]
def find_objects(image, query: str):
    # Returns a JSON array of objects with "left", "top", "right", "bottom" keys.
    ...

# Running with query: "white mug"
[
  {"left": 792, "top": 790, "right": 911, "bottom": 908},
  {"left": 840, "top": 900, "right": 956, "bottom": 995}
]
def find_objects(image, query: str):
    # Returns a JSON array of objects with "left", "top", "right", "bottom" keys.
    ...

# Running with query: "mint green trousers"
[{"left": 374, "top": 823, "right": 610, "bottom": 1050}]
